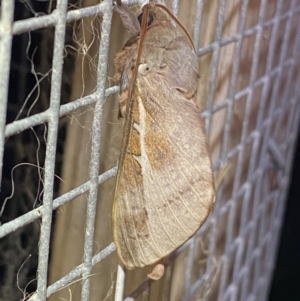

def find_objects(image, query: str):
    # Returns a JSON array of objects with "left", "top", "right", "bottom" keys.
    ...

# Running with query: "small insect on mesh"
[{"left": 0, "top": 0, "right": 299, "bottom": 301}]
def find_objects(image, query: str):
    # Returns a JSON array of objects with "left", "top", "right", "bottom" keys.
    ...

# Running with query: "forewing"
[
  {"left": 112, "top": 72, "right": 214, "bottom": 269},
  {"left": 113, "top": 7, "right": 214, "bottom": 269}
]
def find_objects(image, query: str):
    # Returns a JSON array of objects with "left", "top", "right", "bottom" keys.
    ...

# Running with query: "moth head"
[
  {"left": 114, "top": 1, "right": 173, "bottom": 37},
  {"left": 137, "top": 3, "right": 172, "bottom": 30},
  {"left": 137, "top": 10, "right": 155, "bottom": 28},
  {"left": 137, "top": 3, "right": 195, "bottom": 51},
  {"left": 137, "top": 1, "right": 177, "bottom": 28}
]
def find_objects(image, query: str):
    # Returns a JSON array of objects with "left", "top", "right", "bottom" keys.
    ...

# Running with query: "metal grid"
[{"left": 0, "top": 0, "right": 300, "bottom": 300}]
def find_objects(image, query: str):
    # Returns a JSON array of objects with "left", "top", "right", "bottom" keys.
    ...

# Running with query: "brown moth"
[{"left": 112, "top": 0, "right": 215, "bottom": 280}]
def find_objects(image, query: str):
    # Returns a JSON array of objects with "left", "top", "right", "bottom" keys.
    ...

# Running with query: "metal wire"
[
  {"left": 0, "top": 0, "right": 299, "bottom": 300},
  {"left": 0, "top": 0, "right": 15, "bottom": 186},
  {"left": 80, "top": 1, "right": 113, "bottom": 299}
]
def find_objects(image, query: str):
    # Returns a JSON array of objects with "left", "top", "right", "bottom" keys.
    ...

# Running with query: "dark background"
[{"left": 268, "top": 132, "right": 300, "bottom": 301}]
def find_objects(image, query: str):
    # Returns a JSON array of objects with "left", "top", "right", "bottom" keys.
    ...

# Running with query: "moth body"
[{"left": 112, "top": 2, "right": 215, "bottom": 274}]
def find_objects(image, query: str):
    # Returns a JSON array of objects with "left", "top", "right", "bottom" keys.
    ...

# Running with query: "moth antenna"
[
  {"left": 136, "top": 5, "right": 150, "bottom": 67},
  {"left": 115, "top": 3, "right": 150, "bottom": 168},
  {"left": 127, "top": 4, "right": 150, "bottom": 102},
  {"left": 155, "top": 3, "right": 196, "bottom": 51}
]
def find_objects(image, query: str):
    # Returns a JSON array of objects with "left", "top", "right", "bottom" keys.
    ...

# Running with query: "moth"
[{"left": 112, "top": 0, "right": 215, "bottom": 280}]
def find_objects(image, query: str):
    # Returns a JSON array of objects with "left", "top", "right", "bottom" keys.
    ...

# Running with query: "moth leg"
[
  {"left": 147, "top": 263, "right": 165, "bottom": 280},
  {"left": 118, "top": 90, "right": 129, "bottom": 118}
]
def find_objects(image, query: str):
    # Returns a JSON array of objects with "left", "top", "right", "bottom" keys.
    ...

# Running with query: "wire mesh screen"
[{"left": 0, "top": 0, "right": 299, "bottom": 300}]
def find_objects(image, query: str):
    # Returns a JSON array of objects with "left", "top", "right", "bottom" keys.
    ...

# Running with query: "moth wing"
[{"left": 112, "top": 71, "right": 215, "bottom": 269}]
